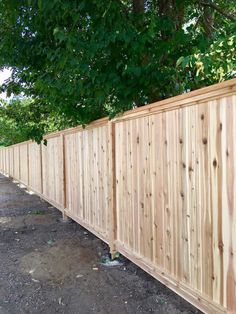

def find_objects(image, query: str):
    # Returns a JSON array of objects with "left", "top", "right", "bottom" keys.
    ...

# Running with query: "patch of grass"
[{"left": 30, "top": 210, "right": 45, "bottom": 215}]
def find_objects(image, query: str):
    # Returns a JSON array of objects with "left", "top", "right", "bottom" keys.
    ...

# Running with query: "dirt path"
[{"left": 0, "top": 174, "right": 201, "bottom": 314}]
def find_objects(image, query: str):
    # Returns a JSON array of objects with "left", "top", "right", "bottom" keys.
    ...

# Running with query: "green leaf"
[
  {"left": 38, "top": 0, "right": 42, "bottom": 10},
  {"left": 176, "top": 56, "right": 184, "bottom": 67}
]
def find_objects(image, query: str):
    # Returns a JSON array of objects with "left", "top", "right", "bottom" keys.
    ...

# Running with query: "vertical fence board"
[
  {"left": 19, "top": 143, "right": 29, "bottom": 186},
  {"left": 13, "top": 146, "right": 20, "bottom": 181},
  {"left": 42, "top": 136, "right": 64, "bottom": 210},
  {"left": 64, "top": 123, "right": 110, "bottom": 242}
]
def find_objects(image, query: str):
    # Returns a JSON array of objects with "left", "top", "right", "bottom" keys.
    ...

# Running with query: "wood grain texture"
[
  {"left": 114, "top": 93, "right": 236, "bottom": 313},
  {"left": 13, "top": 145, "right": 20, "bottom": 180},
  {"left": 41, "top": 136, "right": 64, "bottom": 210},
  {"left": 19, "top": 143, "right": 29, "bottom": 186},
  {"left": 64, "top": 122, "right": 110, "bottom": 242},
  {"left": 28, "top": 142, "right": 42, "bottom": 194}
]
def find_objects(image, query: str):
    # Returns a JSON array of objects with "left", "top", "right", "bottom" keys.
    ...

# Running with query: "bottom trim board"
[
  {"left": 64, "top": 209, "right": 109, "bottom": 245},
  {"left": 115, "top": 241, "right": 227, "bottom": 314}
]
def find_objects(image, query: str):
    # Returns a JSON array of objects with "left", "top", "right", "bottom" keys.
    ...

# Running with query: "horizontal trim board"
[
  {"left": 115, "top": 241, "right": 227, "bottom": 314},
  {"left": 44, "top": 117, "right": 109, "bottom": 140},
  {"left": 64, "top": 209, "right": 109, "bottom": 244},
  {"left": 114, "top": 88, "right": 236, "bottom": 123}
]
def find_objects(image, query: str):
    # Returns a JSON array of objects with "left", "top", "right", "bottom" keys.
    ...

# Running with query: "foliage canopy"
[{"left": 0, "top": 0, "right": 235, "bottom": 144}]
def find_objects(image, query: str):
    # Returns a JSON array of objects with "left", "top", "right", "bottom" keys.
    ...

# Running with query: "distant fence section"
[
  {"left": 1, "top": 79, "right": 236, "bottom": 314},
  {"left": 63, "top": 120, "right": 111, "bottom": 243}
]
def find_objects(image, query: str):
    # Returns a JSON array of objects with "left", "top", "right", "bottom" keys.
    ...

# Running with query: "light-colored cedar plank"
[
  {"left": 123, "top": 121, "right": 129, "bottom": 247},
  {"left": 223, "top": 96, "right": 236, "bottom": 312},
  {"left": 127, "top": 121, "right": 133, "bottom": 249},
  {"left": 151, "top": 113, "right": 165, "bottom": 268},
  {"left": 143, "top": 116, "right": 153, "bottom": 261},
  {"left": 79, "top": 131, "right": 85, "bottom": 220},
  {"left": 188, "top": 105, "right": 198, "bottom": 288},
  {"left": 131, "top": 118, "right": 139, "bottom": 253},
  {"left": 115, "top": 122, "right": 122, "bottom": 242},
  {"left": 121, "top": 121, "right": 126, "bottom": 244},
  {"left": 194, "top": 106, "right": 202, "bottom": 292},
  {"left": 228, "top": 96, "right": 236, "bottom": 313},
  {"left": 172, "top": 109, "right": 179, "bottom": 278},
  {"left": 135, "top": 119, "right": 141, "bottom": 255},
  {"left": 162, "top": 111, "right": 171, "bottom": 273},
  {"left": 108, "top": 122, "right": 117, "bottom": 253},
  {"left": 209, "top": 100, "right": 223, "bottom": 304},
  {"left": 138, "top": 117, "right": 145, "bottom": 257},
  {"left": 180, "top": 107, "right": 191, "bottom": 284}
]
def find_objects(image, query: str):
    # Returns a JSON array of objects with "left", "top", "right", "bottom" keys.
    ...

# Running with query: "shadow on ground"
[{"left": 0, "top": 174, "right": 201, "bottom": 314}]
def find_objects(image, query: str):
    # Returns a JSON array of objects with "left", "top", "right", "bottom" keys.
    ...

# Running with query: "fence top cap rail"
[
  {"left": 43, "top": 117, "right": 109, "bottom": 139},
  {"left": 0, "top": 140, "right": 32, "bottom": 150},
  {"left": 44, "top": 78, "right": 236, "bottom": 138},
  {"left": 113, "top": 77, "right": 236, "bottom": 121}
]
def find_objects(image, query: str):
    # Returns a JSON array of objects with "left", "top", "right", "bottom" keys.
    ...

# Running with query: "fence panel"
[
  {"left": 9, "top": 147, "right": 14, "bottom": 177},
  {"left": 1, "top": 148, "right": 5, "bottom": 173},
  {"left": 19, "top": 143, "right": 29, "bottom": 185},
  {"left": 13, "top": 145, "right": 20, "bottom": 181},
  {"left": 41, "top": 135, "right": 64, "bottom": 210},
  {"left": 0, "top": 148, "right": 3, "bottom": 172},
  {"left": 4, "top": 148, "right": 7, "bottom": 174},
  {"left": 114, "top": 94, "right": 236, "bottom": 313},
  {"left": 64, "top": 120, "right": 110, "bottom": 243},
  {"left": 5, "top": 148, "right": 9, "bottom": 175},
  {"left": 0, "top": 148, "right": 4, "bottom": 173},
  {"left": 28, "top": 142, "right": 42, "bottom": 194},
  {"left": 1, "top": 148, "right": 6, "bottom": 173}
]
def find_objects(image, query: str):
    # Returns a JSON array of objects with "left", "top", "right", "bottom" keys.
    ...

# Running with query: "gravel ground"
[{"left": 0, "top": 174, "right": 201, "bottom": 314}]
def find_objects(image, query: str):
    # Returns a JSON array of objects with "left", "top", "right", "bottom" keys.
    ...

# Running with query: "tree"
[
  {"left": 0, "top": 97, "right": 68, "bottom": 145},
  {"left": 177, "top": 34, "right": 236, "bottom": 89},
  {"left": 0, "top": 0, "right": 235, "bottom": 143}
]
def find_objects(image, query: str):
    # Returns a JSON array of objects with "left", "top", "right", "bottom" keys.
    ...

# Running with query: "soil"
[{"left": 0, "top": 174, "right": 202, "bottom": 314}]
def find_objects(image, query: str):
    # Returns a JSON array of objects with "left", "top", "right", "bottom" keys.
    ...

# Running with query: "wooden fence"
[{"left": 1, "top": 78, "right": 236, "bottom": 314}]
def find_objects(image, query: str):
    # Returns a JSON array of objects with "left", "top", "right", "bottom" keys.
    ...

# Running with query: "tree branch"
[
  {"left": 133, "top": 0, "right": 144, "bottom": 14},
  {"left": 199, "top": 1, "right": 235, "bottom": 22}
]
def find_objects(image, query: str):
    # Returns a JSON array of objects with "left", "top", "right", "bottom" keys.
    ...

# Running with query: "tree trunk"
[
  {"left": 133, "top": 0, "right": 144, "bottom": 14},
  {"left": 202, "top": 6, "right": 214, "bottom": 38}
]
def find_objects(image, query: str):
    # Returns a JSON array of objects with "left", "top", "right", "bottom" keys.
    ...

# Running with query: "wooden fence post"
[
  {"left": 61, "top": 133, "right": 68, "bottom": 220},
  {"left": 27, "top": 142, "right": 30, "bottom": 187},
  {"left": 39, "top": 142, "right": 43, "bottom": 194},
  {"left": 8, "top": 147, "right": 13, "bottom": 180},
  {"left": 108, "top": 121, "right": 117, "bottom": 258},
  {"left": 12, "top": 146, "right": 14, "bottom": 179}
]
